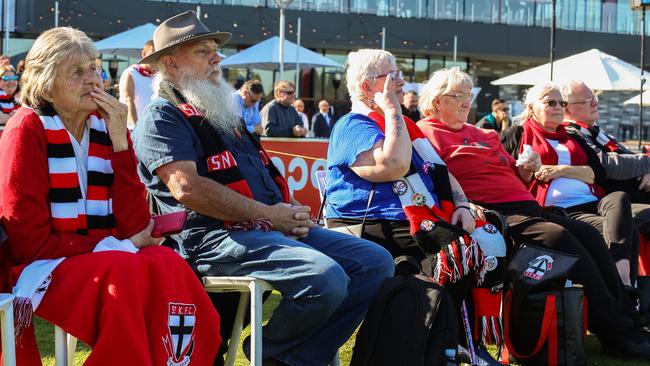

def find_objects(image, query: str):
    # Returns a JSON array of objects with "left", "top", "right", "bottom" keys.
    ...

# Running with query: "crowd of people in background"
[{"left": 4, "top": 9, "right": 650, "bottom": 366}]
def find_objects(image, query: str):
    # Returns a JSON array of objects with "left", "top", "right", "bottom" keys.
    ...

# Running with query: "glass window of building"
[
  {"left": 504, "top": 0, "right": 534, "bottom": 27},
  {"left": 464, "top": 0, "right": 499, "bottom": 23},
  {"left": 414, "top": 57, "right": 429, "bottom": 83},
  {"left": 428, "top": 57, "right": 445, "bottom": 74},
  {"left": 395, "top": 54, "right": 415, "bottom": 82},
  {"left": 444, "top": 58, "right": 468, "bottom": 71},
  {"left": 320, "top": 50, "right": 348, "bottom": 102}
]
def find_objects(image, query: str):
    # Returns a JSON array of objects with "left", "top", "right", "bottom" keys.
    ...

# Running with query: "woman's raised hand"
[
  {"left": 90, "top": 85, "right": 129, "bottom": 152},
  {"left": 373, "top": 72, "right": 402, "bottom": 117}
]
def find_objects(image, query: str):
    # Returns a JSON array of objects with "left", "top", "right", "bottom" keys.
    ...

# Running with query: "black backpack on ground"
[{"left": 350, "top": 256, "right": 459, "bottom": 366}]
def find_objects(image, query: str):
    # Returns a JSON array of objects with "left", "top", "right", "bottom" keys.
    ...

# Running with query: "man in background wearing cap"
[{"left": 132, "top": 11, "right": 393, "bottom": 366}]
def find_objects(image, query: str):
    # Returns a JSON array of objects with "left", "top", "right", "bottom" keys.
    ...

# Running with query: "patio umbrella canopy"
[
  {"left": 624, "top": 90, "right": 650, "bottom": 107},
  {"left": 220, "top": 36, "right": 343, "bottom": 70},
  {"left": 95, "top": 23, "right": 158, "bottom": 59},
  {"left": 492, "top": 49, "right": 648, "bottom": 91}
]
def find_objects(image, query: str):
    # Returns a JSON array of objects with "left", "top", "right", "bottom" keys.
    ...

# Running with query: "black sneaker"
[{"left": 600, "top": 333, "right": 650, "bottom": 359}]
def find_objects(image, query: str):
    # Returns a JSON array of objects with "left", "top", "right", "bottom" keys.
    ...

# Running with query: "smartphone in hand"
[{"left": 151, "top": 211, "right": 187, "bottom": 238}]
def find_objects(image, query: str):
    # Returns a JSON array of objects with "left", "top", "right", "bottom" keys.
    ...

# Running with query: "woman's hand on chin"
[{"left": 90, "top": 85, "right": 129, "bottom": 152}]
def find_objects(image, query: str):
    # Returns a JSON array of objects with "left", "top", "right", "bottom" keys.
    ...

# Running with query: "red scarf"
[
  {"left": 134, "top": 64, "right": 156, "bottom": 78},
  {"left": 520, "top": 118, "right": 603, "bottom": 205}
]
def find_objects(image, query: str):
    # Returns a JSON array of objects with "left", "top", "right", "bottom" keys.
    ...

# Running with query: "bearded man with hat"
[{"left": 133, "top": 11, "right": 394, "bottom": 366}]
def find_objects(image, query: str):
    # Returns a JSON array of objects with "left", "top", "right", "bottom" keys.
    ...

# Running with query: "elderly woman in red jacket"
[{"left": 0, "top": 27, "right": 220, "bottom": 365}]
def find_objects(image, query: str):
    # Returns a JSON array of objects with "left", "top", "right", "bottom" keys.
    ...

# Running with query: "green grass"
[{"left": 34, "top": 291, "right": 647, "bottom": 365}]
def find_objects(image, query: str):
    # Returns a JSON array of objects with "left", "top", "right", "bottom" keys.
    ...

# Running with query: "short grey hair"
[
  {"left": 20, "top": 27, "right": 97, "bottom": 108},
  {"left": 560, "top": 80, "right": 590, "bottom": 103},
  {"left": 419, "top": 67, "right": 473, "bottom": 117},
  {"left": 518, "top": 82, "right": 560, "bottom": 122},
  {"left": 345, "top": 49, "right": 396, "bottom": 101}
]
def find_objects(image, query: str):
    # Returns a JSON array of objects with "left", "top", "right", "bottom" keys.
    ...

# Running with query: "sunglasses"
[
  {"left": 1, "top": 75, "right": 17, "bottom": 81},
  {"left": 542, "top": 99, "right": 568, "bottom": 108},
  {"left": 281, "top": 90, "right": 295, "bottom": 95}
]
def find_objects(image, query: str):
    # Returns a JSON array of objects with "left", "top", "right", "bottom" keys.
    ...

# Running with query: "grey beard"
[{"left": 156, "top": 70, "right": 242, "bottom": 137}]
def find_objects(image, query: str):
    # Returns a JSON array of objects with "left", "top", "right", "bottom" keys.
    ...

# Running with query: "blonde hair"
[
  {"left": 20, "top": 27, "right": 97, "bottom": 108},
  {"left": 517, "top": 82, "right": 560, "bottom": 122},
  {"left": 419, "top": 67, "right": 473, "bottom": 117},
  {"left": 0, "top": 65, "right": 15, "bottom": 78},
  {"left": 344, "top": 49, "right": 396, "bottom": 101},
  {"left": 273, "top": 80, "right": 295, "bottom": 98}
]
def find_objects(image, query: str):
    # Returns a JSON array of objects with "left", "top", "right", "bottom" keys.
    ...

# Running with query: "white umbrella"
[
  {"left": 492, "top": 49, "right": 648, "bottom": 91},
  {"left": 220, "top": 36, "right": 342, "bottom": 70},
  {"left": 95, "top": 23, "right": 158, "bottom": 59},
  {"left": 624, "top": 90, "right": 650, "bottom": 106}
]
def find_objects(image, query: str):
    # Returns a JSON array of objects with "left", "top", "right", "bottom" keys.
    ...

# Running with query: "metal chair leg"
[{"left": 250, "top": 281, "right": 264, "bottom": 366}]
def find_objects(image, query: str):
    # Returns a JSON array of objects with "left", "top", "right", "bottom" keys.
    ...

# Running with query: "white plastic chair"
[
  {"left": 202, "top": 276, "right": 340, "bottom": 366},
  {"left": 0, "top": 293, "right": 15, "bottom": 366}
]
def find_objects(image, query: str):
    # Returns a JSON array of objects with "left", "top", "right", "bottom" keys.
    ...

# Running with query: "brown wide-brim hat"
[{"left": 139, "top": 11, "right": 231, "bottom": 65}]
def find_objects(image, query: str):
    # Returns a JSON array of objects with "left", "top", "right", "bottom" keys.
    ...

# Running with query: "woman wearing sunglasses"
[
  {"left": 417, "top": 69, "right": 650, "bottom": 359},
  {"left": 0, "top": 65, "right": 19, "bottom": 126},
  {"left": 518, "top": 83, "right": 638, "bottom": 288}
]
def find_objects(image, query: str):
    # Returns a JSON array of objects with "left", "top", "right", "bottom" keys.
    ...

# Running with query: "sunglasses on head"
[
  {"left": 1, "top": 75, "right": 18, "bottom": 81},
  {"left": 542, "top": 99, "right": 568, "bottom": 108}
]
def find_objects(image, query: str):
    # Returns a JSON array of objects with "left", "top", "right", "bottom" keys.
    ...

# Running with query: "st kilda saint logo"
[
  {"left": 523, "top": 255, "right": 554, "bottom": 280},
  {"left": 163, "top": 302, "right": 196, "bottom": 366}
]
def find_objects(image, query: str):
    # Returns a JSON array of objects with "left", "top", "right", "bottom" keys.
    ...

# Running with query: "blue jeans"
[{"left": 189, "top": 226, "right": 394, "bottom": 366}]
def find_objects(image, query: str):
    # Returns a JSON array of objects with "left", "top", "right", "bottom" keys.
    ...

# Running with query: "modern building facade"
[{"left": 11, "top": 0, "right": 650, "bottom": 134}]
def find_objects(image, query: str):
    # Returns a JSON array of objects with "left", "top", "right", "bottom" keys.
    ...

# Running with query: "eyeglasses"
[
  {"left": 568, "top": 96, "right": 598, "bottom": 106},
  {"left": 443, "top": 92, "right": 474, "bottom": 101},
  {"left": 542, "top": 99, "right": 568, "bottom": 108},
  {"left": 280, "top": 90, "right": 295, "bottom": 95},
  {"left": 372, "top": 70, "right": 404, "bottom": 80},
  {"left": 1, "top": 75, "right": 17, "bottom": 81}
]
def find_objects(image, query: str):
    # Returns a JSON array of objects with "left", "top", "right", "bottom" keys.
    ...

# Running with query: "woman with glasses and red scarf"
[
  {"left": 517, "top": 82, "right": 639, "bottom": 288},
  {"left": 0, "top": 65, "right": 19, "bottom": 126}
]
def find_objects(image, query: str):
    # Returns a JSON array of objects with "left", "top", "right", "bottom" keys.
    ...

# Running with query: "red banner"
[{"left": 261, "top": 137, "right": 328, "bottom": 214}]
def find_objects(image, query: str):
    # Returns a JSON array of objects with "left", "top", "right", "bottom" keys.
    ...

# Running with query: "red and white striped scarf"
[
  {"left": 564, "top": 119, "right": 625, "bottom": 153},
  {"left": 0, "top": 89, "right": 18, "bottom": 114},
  {"left": 350, "top": 101, "right": 455, "bottom": 235},
  {"left": 37, "top": 107, "right": 115, "bottom": 236},
  {"left": 520, "top": 117, "right": 604, "bottom": 205}
]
